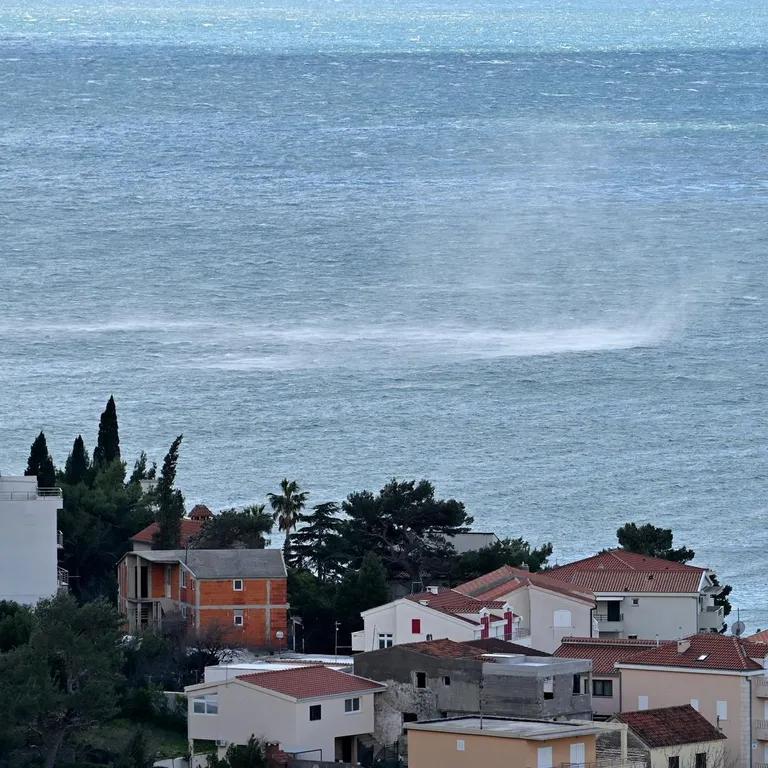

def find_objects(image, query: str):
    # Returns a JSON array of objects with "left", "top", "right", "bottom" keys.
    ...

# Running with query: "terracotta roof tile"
[
  {"left": 189, "top": 504, "right": 213, "bottom": 520},
  {"left": 555, "top": 637, "right": 658, "bottom": 675},
  {"left": 131, "top": 518, "right": 203, "bottom": 545},
  {"left": 614, "top": 705, "right": 726, "bottom": 748},
  {"left": 456, "top": 565, "right": 595, "bottom": 605},
  {"left": 545, "top": 550, "right": 706, "bottom": 594},
  {"left": 749, "top": 630, "right": 768, "bottom": 644},
  {"left": 238, "top": 665, "right": 384, "bottom": 699},
  {"left": 616, "top": 634, "right": 765, "bottom": 671},
  {"left": 461, "top": 638, "right": 551, "bottom": 657},
  {"left": 394, "top": 638, "right": 551, "bottom": 660}
]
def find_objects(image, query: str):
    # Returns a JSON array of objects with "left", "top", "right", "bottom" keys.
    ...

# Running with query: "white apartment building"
[{"left": 0, "top": 475, "right": 64, "bottom": 604}]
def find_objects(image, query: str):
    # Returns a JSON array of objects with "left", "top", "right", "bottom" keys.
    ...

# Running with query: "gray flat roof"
[
  {"left": 406, "top": 717, "right": 608, "bottom": 740},
  {"left": 133, "top": 549, "right": 286, "bottom": 579}
]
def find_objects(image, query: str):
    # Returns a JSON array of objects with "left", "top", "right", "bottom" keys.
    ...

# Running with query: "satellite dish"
[{"left": 732, "top": 621, "right": 745, "bottom": 637}]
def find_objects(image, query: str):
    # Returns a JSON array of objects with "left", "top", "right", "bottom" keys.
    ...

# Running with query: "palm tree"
[{"left": 267, "top": 479, "right": 309, "bottom": 534}]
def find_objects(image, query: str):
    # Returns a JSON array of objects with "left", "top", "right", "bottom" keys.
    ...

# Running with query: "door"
[
  {"left": 570, "top": 743, "right": 586, "bottom": 768},
  {"left": 607, "top": 601, "right": 622, "bottom": 621},
  {"left": 764, "top": 700, "right": 768, "bottom": 720},
  {"left": 538, "top": 747, "right": 553, "bottom": 768}
]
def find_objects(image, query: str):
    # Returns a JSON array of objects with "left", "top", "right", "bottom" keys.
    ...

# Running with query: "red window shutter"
[{"left": 412, "top": 619, "right": 421, "bottom": 634}]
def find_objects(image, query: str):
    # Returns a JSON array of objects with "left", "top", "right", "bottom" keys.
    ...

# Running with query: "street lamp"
[{"left": 276, "top": 630, "right": 284, "bottom": 657}]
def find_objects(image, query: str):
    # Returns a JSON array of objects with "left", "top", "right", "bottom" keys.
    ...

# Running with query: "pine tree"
[
  {"left": 93, "top": 395, "right": 121, "bottom": 468},
  {"left": 152, "top": 435, "right": 185, "bottom": 550},
  {"left": 287, "top": 501, "right": 345, "bottom": 580},
  {"left": 24, "top": 431, "right": 57, "bottom": 488},
  {"left": 63, "top": 435, "right": 91, "bottom": 485}
]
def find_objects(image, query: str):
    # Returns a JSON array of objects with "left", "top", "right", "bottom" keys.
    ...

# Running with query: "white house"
[
  {"left": 352, "top": 586, "right": 525, "bottom": 653},
  {"left": 0, "top": 475, "right": 64, "bottom": 604},
  {"left": 454, "top": 565, "right": 597, "bottom": 653},
  {"left": 185, "top": 664, "right": 385, "bottom": 763},
  {"left": 545, "top": 550, "right": 725, "bottom": 639}
]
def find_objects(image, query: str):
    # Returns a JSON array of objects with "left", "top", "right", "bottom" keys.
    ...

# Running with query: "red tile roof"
[
  {"left": 461, "top": 638, "right": 551, "bottom": 657},
  {"left": 131, "top": 518, "right": 204, "bottom": 545},
  {"left": 189, "top": 504, "right": 213, "bottom": 520},
  {"left": 555, "top": 637, "right": 658, "bottom": 675},
  {"left": 545, "top": 550, "right": 706, "bottom": 594},
  {"left": 393, "top": 638, "right": 551, "bottom": 660},
  {"left": 237, "top": 665, "right": 384, "bottom": 699},
  {"left": 405, "top": 588, "right": 507, "bottom": 624},
  {"left": 616, "top": 634, "right": 766, "bottom": 672},
  {"left": 614, "top": 705, "right": 726, "bottom": 748},
  {"left": 749, "top": 630, "right": 768, "bottom": 644},
  {"left": 456, "top": 565, "right": 595, "bottom": 605}
]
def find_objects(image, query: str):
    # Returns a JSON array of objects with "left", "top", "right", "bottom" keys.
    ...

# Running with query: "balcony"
[
  {"left": 755, "top": 679, "right": 768, "bottom": 698},
  {"left": 753, "top": 720, "right": 768, "bottom": 741},
  {"left": 595, "top": 613, "right": 624, "bottom": 633},
  {"left": 0, "top": 486, "right": 63, "bottom": 501},
  {"left": 57, "top": 567, "right": 69, "bottom": 590},
  {"left": 699, "top": 605, "right": 725, "bottom": 631}
]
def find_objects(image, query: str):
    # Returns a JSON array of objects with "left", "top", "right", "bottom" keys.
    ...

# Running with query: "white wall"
[
  {"left": 361, "top": 600, "right": 476, "bottom": 651},
  {"left": 599, "top": 595, "right": 699, "bottom": 639},
  {"left": 0, "top": 477, "right": 61, "bottom": 604}
]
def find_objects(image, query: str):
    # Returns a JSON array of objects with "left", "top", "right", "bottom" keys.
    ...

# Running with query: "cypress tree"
[
  {"left": 93, "top": 395, "right": 121, "bottom": 468},
  {"left": 152, "top": 435, "right": 185, "bottom": 550},
  {"left": 63, "top": 435, "right": 90, "bottom": 485},
  {"left": 24, "top": 431, "right": 57, "bottom": 488}
]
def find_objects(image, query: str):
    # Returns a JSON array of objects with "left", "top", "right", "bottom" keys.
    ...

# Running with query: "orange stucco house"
[{"left": 117, "top": 548, "right": 288, "bottom": 649}]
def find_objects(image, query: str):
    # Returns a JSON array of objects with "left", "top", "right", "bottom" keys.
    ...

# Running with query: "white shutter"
[
  {"left": 538, "top": 747, "right": 553, "bottom": 768},
  {"left": 570, "top": 743, "right": 586, "bottom": 767},
  {"left": 717, "top": 701, "right": 727, "bottom": 721},
  {"left": 638, "top": 695, "right": 649, "bottom": 710}
]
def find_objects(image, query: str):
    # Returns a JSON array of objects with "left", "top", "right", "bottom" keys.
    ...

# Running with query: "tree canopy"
[
  {"left": 450, "top": 537, "right": 553, "bottom": 584},
  {"left": 93, "top": 395, "right": 121, "bottom": 468},
  {"left": 267, "top": 479, "right": 308, "bottom": 534},
  {"left": 24, "top": 431, "right": 56, "bottom": 489},
  {"left": 342, "top": 479, "right": 472, "bottom": 584},
  {"left": 191, "top": 505, "right": 274, "bottom": 550},
  {"left": 616, "top": 522, "right": 695, "bottom": 563},
  {"left": 286, "top": 501, "right": 345, "bottom": 581},
  {"left": 63, "top": 435, "right": 91, "bottom": 486},
  {"left": 152, "top": 435, "right": 185, "bottom": 550}
]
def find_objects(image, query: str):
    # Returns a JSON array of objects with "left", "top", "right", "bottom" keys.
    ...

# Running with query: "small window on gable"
[
  {"left": 717, "top": 700, "right": 727, "bottom": 721},
  {"left": 344, "top": 697, "right": 361, "bottom": 713},
  {"left": 309, "top": 704, "right": 321, "bottom": 721},
  {"left": 233, "top": 579, "right": 243, "bottom": 591},
  {"left": 444, "top": 676, "right": 451, "bottom": 686},
  {"left": 632, "top": 598, "right": 640, "bottom": 606},
  {"left": 553, "top": 609, "right": 572, "bottom": 628},
  {"left": 411, "top": 618, "right": 421, "bottom": 634},
  {"left": 456, "top": 739, "right": 465, "bottom": 752},
  {"left": 416, "top": 672, "right": 426, "bottom": 689}
]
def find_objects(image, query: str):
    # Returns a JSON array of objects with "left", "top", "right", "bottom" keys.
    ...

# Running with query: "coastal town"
[{"left": 0, "top": 401, "right": 763, "bottom": 768}]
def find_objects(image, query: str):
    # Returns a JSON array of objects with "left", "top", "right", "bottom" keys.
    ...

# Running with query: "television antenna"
[{"left": 731, "top": 608, "right": 745, "bottom": 637}]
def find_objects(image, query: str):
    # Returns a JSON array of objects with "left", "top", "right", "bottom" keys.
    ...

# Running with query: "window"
[
  {"left": 638, "top": 695, "right": 649, "bottom": 710},
  {"left": 695, "top": 754, "right": 707, "bottom": 768},
  {"left": 543, "top": 678, "right": 554, "bottom": 700},
  {"left": 668, "top": 758, "right": 680, "bottom": 768},
  {"left": 456, "top": 739, "right": 465, "bottom": 752},
  {"left": 690, "top": 699, "right": 699, "bottom": 711},
  {"left": 593, "top": 680, "right": 614, "bottom": 698},
  {"left": 416, "top": 672, "right": 426, "bottom": 689},
  {"left": 628, "top": 635, "right": 638, "bottom": 640},
  {"left": 444, "top": 676, "right": 451, "bottom": 686},
  {"left": 193, "top": 694, "right": 218, "bottom": 715},
  {"left": 573, "top": 674, "right": 581, "bottom": 695},
  {"left": 191, "top": 578, "right": 195, "bottom": 591},
  {"left": 309, "top": 705, "right": 322, "bottom": 721},
  {"left": 234, "top": 610, "right": 243, "bottom": 627},
  {"left": 403, "top": 713, "right": 418, "bottom": 723},
  {"left": 233, "top": 579, "right": 243, "bottom": 591},
  {"left": 632, "top": 598, "right": 640, "bottom": 606},
  {"left": 553, "top": 609, "right": 572, "bottom": 628},
  {"left": 411, "top": 618, "right": 421, "bottom": 634},
  {"left": 344, "top": 697, "right": 361, "bottom": 714},
  {"left": 378, "top": 633, "right": 393, "bottom": 649},
  {"left": 181, "top": 605, "right": 187, "bottom": 618},
  {"left": 181, "top": 570, "right": 187, "bottom": 588},
  {"left": 717, "top": 700, "right": 728, "bottom": 721}
]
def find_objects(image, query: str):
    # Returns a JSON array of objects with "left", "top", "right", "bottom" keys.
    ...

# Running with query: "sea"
[{"left": 1, "top": 0, "right": 767, "bottom": 629}]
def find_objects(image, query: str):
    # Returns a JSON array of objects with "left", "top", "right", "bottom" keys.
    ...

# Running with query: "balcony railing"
[
  {"left": 57, "top": 567, "right": 69, "bottom": 589},
  {"left": 0, "top": 487, "right": 63, "bottom": 501},
  {"left": 595, "top": 614, "right": 624, "bottom": 622},
  {"left": 753, "top": 720, "right": 768, "bottom": 740}
]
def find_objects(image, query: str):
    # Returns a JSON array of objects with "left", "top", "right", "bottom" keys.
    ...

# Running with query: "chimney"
[
  {"left": 479, "top": 607, "right": 491, "bottom": 640},
  {"left": 519, "top": 563, "right": 530, "bottom": 572},
  {"left": 503, "top": 603, "right": 515, "bottom": 641},
  {"left": 427, "top": 585, "right": 439, "bottom": 595},
  {"left": 677, "top": 638, "right": 691, "bottom": 654}
]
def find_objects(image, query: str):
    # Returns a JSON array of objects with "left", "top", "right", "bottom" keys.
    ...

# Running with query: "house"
[
  {"left": 352, "top": 565, "right": 596, "bottom": 655},
  {"left": 454, "top": 565, "right": 597, "bottom": 652},
  {"left": 405, "top": 716, "right": 637, "bottom": 768},
  {"left": 555, "top": 637, "right": 659, "bottom": 718},
  {"left": 353, "top": 638, "right": 593, "bottom": 745},
  {"left": 0, "top": 475, "right": 65, "bottom": 604},
  {"left": 749, "top": 631, "right": 768, "bottom": 644},
  {"left": 446, "top": 532, "right": 500, "bottom": 554},
  {"left": 545, "top": 550, "right": 724, "bottom": 638},
  {"left": 130, "top": 504, "right": 213, "bottom": 550},
  {"left": 204, "top": 656, "right": 353, "bottom": 683},
  {"left": 615, "top": 633, "right": 768, "bottom": 768},
  {"left": 351, "top": 586, "right": 525, "bottom": 653},
  {"left": 598, "top": 705, "right": 727, "bottom": 768},
  {"left": 117, "top": 548, "right": 288, "bottom": 648},
  {"left": 185, "top": 664, "right": 385, "bottom": 763}
]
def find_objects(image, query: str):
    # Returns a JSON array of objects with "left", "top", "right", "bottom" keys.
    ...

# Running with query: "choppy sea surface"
[{"left": 1, "top": 0, "right": 767, "bottom": 628}]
